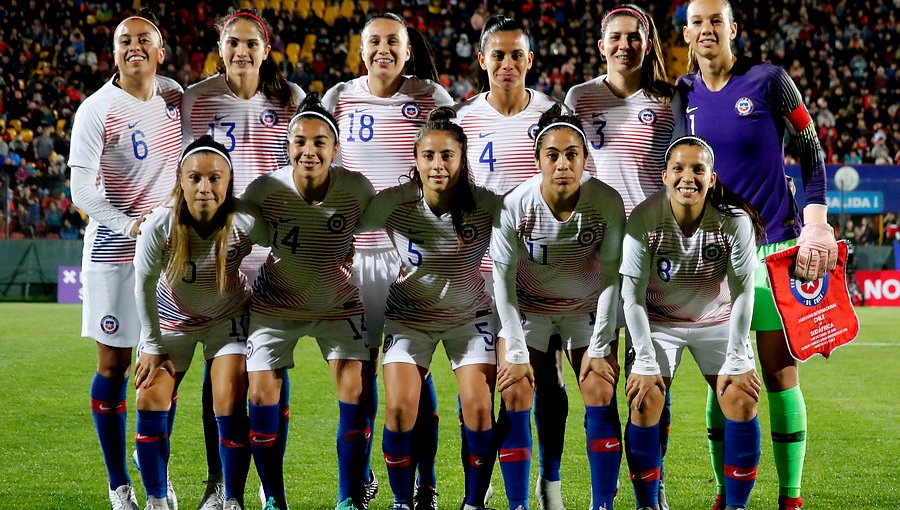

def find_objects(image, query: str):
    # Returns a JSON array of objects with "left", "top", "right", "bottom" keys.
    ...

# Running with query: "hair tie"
[
  {"left": 287, "top": 111, "right": 339, "bottom": 140},
  {"left": 534, "top": 122, "right": 587, "bottom": 150},
  {"left": 602, "top": 7, "right": 650, "bottom": 36},
  {"left": 221, "top": 12, "right": 270, "bottom": 45},
  {"left": 116, "top": 16, "right": 163, "bottom": 43}
]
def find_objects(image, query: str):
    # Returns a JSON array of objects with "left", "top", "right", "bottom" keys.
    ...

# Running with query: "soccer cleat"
[
  {"left": 535, "top": 478, "right": 564, "bottom": 510},
  {"left": 362, "top": 471, "right": 379, "bottom": 509},
  {"left": 262, "top": 497, "right": 280, "bottom": 510},
  {"left": 658, "top": 479, "right": 669, "bottom": 510},
  {"left": 389, "top": 505, "right": 411, "bottom": 510},
  {"left": 710, "top": 494, "right": 726, "bottom": 510},
  {"left": 197, "top": 481, "right": 225, "bottom": 510},
  {"left": 461, "top": 505, "right": 494, "bottom": 510},
  {"left": 413, "top": 485, "right": 438, "bottom": 510},
  {"left": 778, "top": 496, "right": 803, "bottom": 510},
  {"left": 483, "top": 483, "right": 493, "bottom": 506},
  {"left": 223, "top": 499, "right": 243, "bottom": 510},
  {"left": 109, "top": 484, "right": 140, "bottom": 510},
  {"left": 335, "top": 498, "right": 360, "bottom": 510},
  {"left": 167, "top": 477, "right": 179, "bottom": 510},
  {"left": 145, "top": 496, "right": 170, "bottom": 510}
]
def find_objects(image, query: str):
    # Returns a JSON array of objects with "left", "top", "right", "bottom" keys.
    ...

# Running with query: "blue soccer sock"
[
  {"left": 585, "top": 405, "right": 621, "bottom": 509},
  {"left": 135, "top": 410, "right": 169, "bottom": 499},
  {"left": 275, "top": 372, "right": 290, "bottom": 464},
  {"left": 383, "top": 427, "right": 415, "bottom": 504},
  {"left": 498, "top": 408, "right": 532, "bottom": 510},
  {"left": 202, "top": 361, "right": 223, "bottom": 477},
  {"left": 463, "top": 424, "right": 494, "bottom": 507},
  {"left": 168, "top": 392, "right": 178, "bottom": 436},
  {"left": 249, "top": 402, "right": 286, "bottom": 509},
  {"left": 364, "top": 371, "right": 378, "bottom": 484},
  {"left": 90, "top": 372, "right": 130, "bottom": 490},
  {"left": 724, "top": 417, "right": 760, "bottom": 508},
  {"left": 216, "top": 412, "right": 251, "bottom": 503},
  {"left": 626, "top": 422, "right": 661, "bottom": 508},
  {"left": 534, "top": 365, "right": 566, "bottom": 482},
  {"left": 337, "top": 401, "right": 370, "bottom": 502},
  {"left": 414, "top": 373, "right": 438, "bottom": 490},
  {"left": 660, "top": 390, "right": 671, "bottom": 471}
]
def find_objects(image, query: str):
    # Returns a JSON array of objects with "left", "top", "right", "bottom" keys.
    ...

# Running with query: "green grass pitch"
[{"left": 0, "top": 304, "right": 897, "bottom": 509}]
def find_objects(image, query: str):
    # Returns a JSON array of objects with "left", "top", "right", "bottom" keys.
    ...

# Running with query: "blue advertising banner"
[
  {"left": 826, "top": 191, "right": 884, "bottom": 213},
  {"left": 785, "top": 165, "right": 900, "bottom": 213}
]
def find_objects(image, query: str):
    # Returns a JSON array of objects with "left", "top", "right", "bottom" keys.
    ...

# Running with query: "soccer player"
[
  {"left": 133, "top": 137, "right": 269, "bottom": 510},
  {"left": 674, "top": 2, "right": 837, "bottom": 508},
  {"left": 491, "top": 105, "right": 625, "bottom": 510},
  {"left": 454, "top": 16, "right": 564, "bottom": 509},
  {"left": 241, "top": 96, "right": 375, "bottom": 510},
  {"left": 360, "top": 107, "right": 499, "bottom": 510},
  {"left": 69, "top": 11, "right": 182, "bottom": 510},
  {"left": 621, "top": 136, "right": 764, "bottom": 510},
  {"left": 322, "top": 13, "right": 453, "bottom": 510},
  {"left": 181, "top": 10, "right": 305, "bottom": 507},
  {"left": 564, "top": 5, "right": 675, "bottom": 507}
]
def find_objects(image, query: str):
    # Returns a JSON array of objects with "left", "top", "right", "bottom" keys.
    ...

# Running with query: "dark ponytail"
[{"left": 411, "top": 107, "right": 476, "bottom": 246}]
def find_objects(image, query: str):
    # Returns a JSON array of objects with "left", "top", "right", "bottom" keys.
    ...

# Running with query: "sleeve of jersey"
[
  {"left": 358, "top": 188, "right": 397, "bottom": 232},
  {"left": 622, "top": 274, "right": 660, "bottom": 376},
  {"left": 321, "top": 83, "right": 345, "bottom": 113},
  {"left": 562, "top": 84, "right": 581, "bottom": 112},
  {"left": 722, "top": 214, "right": 758, "bottom": 375},
  {"left": 133, "top": 213, "right": 166, "bottom": 354},
  {"left": 431, "top": 81, "right": 455, "bottom": 107},
  {"left": 727, "top": 213, "right": 759, "bottom": 276},
  {"left": 491, "top": 200, "right": 528, "bottom": 365},
  {"left": 771, "top": 67, "right": 826, "bottom": 206},
  {"left": 236, "top": 204, "right": 271, "bottom": 247},
  {"left": 670, "top": 80, "right": 690, "bottom": 141},
  {"left": 588, "top": 190, "right": 626, "bottom": 358},
  {"left": 180, "top": 89, "right": 196, "bottom": 148}
]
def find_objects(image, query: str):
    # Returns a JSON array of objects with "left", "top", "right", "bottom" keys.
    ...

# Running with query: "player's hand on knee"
[
  {"left": 498, "top": 360, "right": 534, "bottom": 393},
  {"left": 625, "top": 373, "right": 665, "bottom": 411},
  {"left": 580, "top": 353, "right": 619, "bottom": 387},
  {"left": 794, "top": 222, "right": 838, "bottom": 281},
  {"left": 134, "top": 353, "right": 176, "bottom": 389},
  {"left": 717, "top": 369, "right": 761, "bottom": 402}
]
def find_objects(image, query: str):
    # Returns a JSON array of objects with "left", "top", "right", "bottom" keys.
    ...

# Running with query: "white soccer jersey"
[
  {"left": 69, "top": 75, "right": 183, "bottom": 263},
  {"left": 181, "top": 74, "right": 306, "bottom": 195},
  {"left": 134, "top": 203, "right": 269, "bottom": 343},
  {"left": 455, "top": 90, "right": 559, "bottom": 194},
  {"left": 322, "top": 76, "right": 454, "bottom": 249},
  {"left": 491, "top": 174, "right": 625, "bottom": 315},
  {"left": 360, "top": 182, "right": 500, "bottom": 331},
  {"left": 620, "top": 190, "right": 758, "bottom": 324},
  {"left": 242, "top": 166, "right": 375, "bottom": 320},
  {"left": 565, "top": 76, "right": 674, "bottom": 217}
]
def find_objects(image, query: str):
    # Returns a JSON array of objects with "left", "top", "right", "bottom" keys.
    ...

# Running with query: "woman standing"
[
  {"left": 675, "top": 2, "right": 836, "bottom": 508},
  {"left": 491, "top": 105, "right": 625, "bottom": 510},
  {"left": 133, "top": 137, "right": 269, "bottom": 510},
  {"left": 621, "top": 136, "right": 763, "bottom": 510},
  {"left": 68, "top": 11, "right": 182, "bottom": 510}
]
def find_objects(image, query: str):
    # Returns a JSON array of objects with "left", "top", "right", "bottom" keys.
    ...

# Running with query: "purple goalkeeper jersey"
[{"left": 675, "top": 58, "right": 827, "bottom": 244}]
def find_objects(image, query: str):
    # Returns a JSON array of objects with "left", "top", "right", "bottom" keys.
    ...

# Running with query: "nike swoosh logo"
[
  {"left": 499, "top": 453, "right": 515, "bottom": 459},
  {"left": 407, "top": 229, "right": 424, "bottom": 235},
  {"left": 213, "top": 114, "right": 229, "bottom": 121},
  {"left": 479, "top": 132, "right": 495, "bottom": 138},
  {"left": 605, "top": 441, "right": 619, "bottom": 449},
  {"left": 592, "top": 112, "right": 603, "bottom": 118},
  {"left": 474, "top": 460, "right": 484, "bottom": 466},
  {"left": 127, "top": 122, "right": 139, "bottom": 129},
  {"left": 733, "top": 471, "right": 754, "bottom": 478},
  {"left": 355, "top": 108, "right": 369, "bottom": 113},
  {"left": 527, "top": 236, "right": 546, "bottom": 241},
  {"left": 686, "top": 106, "right": 699, "bottom": 113},
  {"left": 641, "top": 472, "right": 655, "bottom": 480},
  {"left": 251, "top": 436, "right": 276, "bottom": 444},
  {"left": 385, "top": 459, "right": 406, "bottom": 466},
  {"left": 136, "top": 434, "right": 150, "bottom": 440},
  {"left": 99, "top": 405, "right": 113, "bottom": 411}
]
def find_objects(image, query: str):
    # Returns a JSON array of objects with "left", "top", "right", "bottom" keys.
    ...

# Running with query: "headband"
[
  {"left": 287, "top": 111, "right": 339, "bottom": 140},
  {"left": 534, "top": 122, "right": 587, "bottom": 150},
  {"left": 180, "top": 145, "right": 233, "bottom": 171},
  {"left": 665, "top": 136, "right": 715, "bottom": 169},
  {"left": 602, "top": 7, "right": 650, "bottom": 36},
  {"left": 221, "top": 12, "right": 269, "bottom": 45},
  {"left": 116, "top": 16, "right": 163, "bottom": 43}
]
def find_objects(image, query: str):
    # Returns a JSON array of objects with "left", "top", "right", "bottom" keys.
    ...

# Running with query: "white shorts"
[
  {"left": 81, "top": 260, "right": 140, "bottom": 347},
  {"left": 382, "top": 313, "right": 498, "bottom": 370},
  {"left": 649, "top": 321, "right": 731, "bottom": 378},
  {"left": 352, "top": 247, "right": 401, "bottom": 347},
  {"left": 139, "top": 315, "right": 248, "bottom": 372},
  {"left": 245, "top": 312, "right": 370, "bottom": 372},
  {"left": 521, "top": 311, "right": 596, "bottom": 353}
]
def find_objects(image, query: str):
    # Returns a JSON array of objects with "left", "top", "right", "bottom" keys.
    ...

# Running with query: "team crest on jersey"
[
  {"left": 165, "top": 104, "right": 180, "bottom": 121},
  {"left": 462, "top": 224, "right": 479, "bottom": 244},
  {"left": 245, "top": 340, "right": 254, "bottom": 359},
  {"left": 577, "top": 228, "right": 598, "bottom": 247},
  {"left": 527, "top": 123, "right": 540, "bottom": 140},
  {"left": 382, "top": 334, "right": 395, "bottom": 353},
  {"left": 638, "top": 109, "right": 656, "bottom": 125},
  {"left": 401, "top": 102, "right": 421, "bottom": 119},
  {"left": 100, "top": 315, "right": 119, "bottom": 335},
  {"left": 259, "top": 109, "right": 279, "bottom": 127},
  {"left": 327, "top": 213, "right": 347, "bottom": 233},
  {"left": 789, "top": 274, "right": 830, "bottom": 307},
  {"left": 735, "top": 97, "right": 754, "bottom": 116},
  {"left": 702, "top": 244, "right": 723, "bottom": 261}
]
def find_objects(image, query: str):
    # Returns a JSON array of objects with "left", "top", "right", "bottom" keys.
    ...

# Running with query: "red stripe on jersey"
[
  {"left": 786, "top": 104, "right": 813, "bottom": 132},
  {"left": 629, "top": 466, "right": 661, "bottom": 482},
  {"left": 498, "top": 447, "right": 531, "bottom": 463},
  {"left": 249, "top": 431, "right": 279, "bottom": 447},
  {"left": 91, "top": 398, "right": 126, "bottom": 414},
  {"left": 135, "top": 432, "right": 169, "bottom": 443},
  {"left": 588, "top": 437, "right": 622, "bottom": 452},
  {"left": 384, "top": 454, "right": 411, "bottom": 468},
  {"left": 725, "top": 464, "right": 758, "bottom": 481}
]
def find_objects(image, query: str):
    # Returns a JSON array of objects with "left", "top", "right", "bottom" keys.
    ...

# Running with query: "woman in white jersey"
[
  {"left": 180, "top": 10, "right": 305, "bottom": 507},
  {"left": 241, "top": 96, "right": 375, "bottom": 510},
  {"left": 359, "top": 107, "right": 499, "bottom": 510},
  {"left": 322, "top": 13, "right": 453, "bottom": 509},
  {"left": 621, "top": 136, "right": 764, "bottom": 510},
  {"left": 454, "top": 17, "right": 567, "bottom": 508},
  {"left": 133, "top": 137, "right": 268, "bottom": 510},
  {"left": 68, "top": 10, "right": 182, "bottom": 510},
  {"left": 563, "top": 6, "right": 675, "bottom": 507},
  {"left": 491, "top": 105, "right": 625, "bottom": 510}
]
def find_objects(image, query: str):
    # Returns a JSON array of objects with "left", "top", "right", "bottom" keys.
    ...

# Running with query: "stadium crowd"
[{"left": 1, "top": 0, "right": 898, "bottom": 240}]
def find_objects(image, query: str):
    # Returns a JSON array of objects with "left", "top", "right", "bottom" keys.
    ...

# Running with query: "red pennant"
[{"left": 765, "top": 241, "right": 859, "bottom": 361}]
